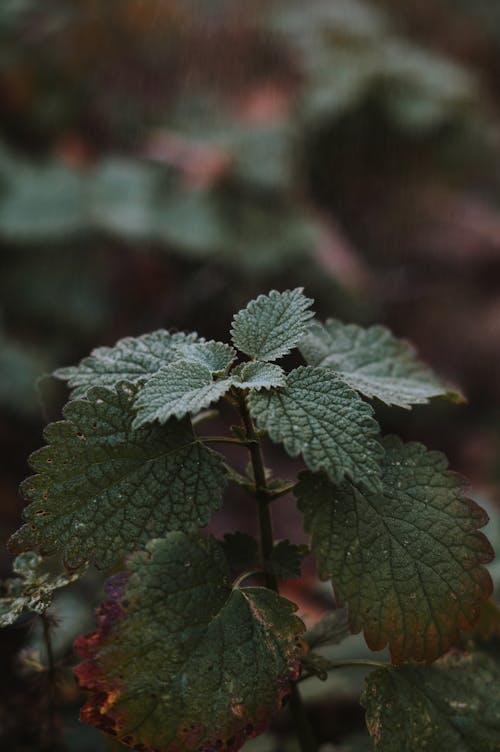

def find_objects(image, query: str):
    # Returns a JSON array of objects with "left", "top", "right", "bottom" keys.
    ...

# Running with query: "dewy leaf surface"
[
  {"left": 295, "top": 436, "right": 493, "bottom": 663},
  {"left": 231, "top": 288, "right": 314, "bottom": 361},
  {"left": 0, "top": 552, "right": 84, "bottom": 627},
  {"left": 299, "top": 320, "right": 460, "bottom": 408},
  {"left": 233, "top": 361, "right": 286, "bottom": 390},
  {"left": 132, "top": 361, "right": 233, "bottom": 428},
  {"left": 75, "top": 533, "right": 306, "bottom": 752},
  {"left": 55, "top": 329, "right": 199, "bottom": 398},
  {"left": 249, "top": 366, "right": 383, "bottom": 489},
  {"left": 361, "top": 652, "right": 500, "bottom": 751},
  {"left": 10, "top": 383, "right": 227, "bottom": 568}
]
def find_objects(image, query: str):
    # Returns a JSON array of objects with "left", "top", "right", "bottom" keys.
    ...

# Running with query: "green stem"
[
  {"left": 200, "top": 436, "right": 250, "bottom": 446},
  {"left": 235, "top": 392, "right": 318, "bottom": 752},
  {"left": 236, "top": 392, "right": 277, "bottom": 591},
  {"left": 191, "top": 409, "right": 219, "bottom": 426},
  {"left": 299, "top": 658, "right": 388, "bottom": 683},
  {"left": 324, "top": 659, "right": 388, "bottom": 670},
  {"left": 267, "top": 482, "right": 297, "bottom": 501}
]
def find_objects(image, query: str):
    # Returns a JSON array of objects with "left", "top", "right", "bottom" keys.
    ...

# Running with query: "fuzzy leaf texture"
[
  {"left": 0, "top": 552, "right": 83, "bottom": 627},
  {"left": 233, "top": 361, "right": 286, "bottom": 390},
  {"left": 55, "top": 330, "right": 235, "bottom": 399},
  {"left": 249, "top": 366, "right": 383, "bottom": 489},
  {"left": 9, "top": 383, "right": 227, "bottom": 568},
  {"left": 55, "top": 330, "right": 199, "bottom": 398},
  {"left": 299, "top": 320, "right": 461, "bottom": 408},
  {"left": 295, "top": 436, "right": 493, "bottom": 663},
  {"left": 74, "top": 533, "right": 306, "bottom": 752},
  {"left": 231, "top": 288, "right": 314, "bottom": 361},
  {"left": 132, "top": 361, "right": 233, "bottom": 428},
  {"left": 362, "top": 651, "right": 500, "bottom": 751}
]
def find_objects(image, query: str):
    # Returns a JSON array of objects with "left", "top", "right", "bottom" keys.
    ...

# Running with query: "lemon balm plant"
[{"left": 2, "top": 289, "right": 499, "bottom": 751}]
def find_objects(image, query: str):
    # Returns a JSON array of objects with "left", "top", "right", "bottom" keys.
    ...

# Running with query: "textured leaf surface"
[
  {"left": 249, "top": 366, "right": 383, "bottom": 489},
  {"left": 266, "top": 540, "right": 309, "bottom": 579},
  {"left": 132, "top": 361, "right": 233, "bottom": 427},
  {"left": 295, "top": 436, "right": 493, "bottom": 663},
  {"left": 175, "top": 340, "right": 236, "bottom": 374},
  {"left": 234, "top": 361, "right": 286, "bottom": 390},
  {"left": 231, "top": 288, "right": 314, "bottom": 361},
  {"left": 75, "top": 534, "right": 305, "bottom": 752},
  {"left": 0, "top": 552, "right": 83, "bottom": 627},
  {"left": 55, "top": 329, "right": 199, "bottom": 398},
  {"left": 299, "top": 320, "right": 460, "bottom": 408},
  {"left": 10, "top": 383, "right": 227, "bottom": 568},
  {"left": 362, "top": 652, "right": 500, "bottom": 751}
]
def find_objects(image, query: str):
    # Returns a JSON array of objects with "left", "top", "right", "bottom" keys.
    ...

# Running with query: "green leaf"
[
  {"left": 221, "top": 532, "right": 259, "bottom": 574},
  {"left": 132, "top": 361, "right": 233, "bottom": 428},
  {"left": 233, "top": 361, "right": 286, "bottom": 390},
  {"left": 0, "top": 552, "right": 83, "bottom": 627},
  {"left": 55, "top": 329, "right": 199, "bottom": 398},
  {"left": 175, "top": 340, "right": 236, "bottom": 374},
  {"left": 305, "top": 608, "right": 350, "bottom": 650},
  {"left": 75, "top": 533, "right": 305, "bottom": 752},
  {"left": 361, "top": 651, "right": 500, "bottom": 751},
  {"left": 9, "top": 383, "right": 227, "bottom": 568},
  {"left": 231, "top": 288, "right": 314, "bottom": 362},
  {"left": 300, "top": 652, "right": 334, "bottom": 682},
  {"left": 295, "top": 436, "right": 493, "bottom": 663},
  {"left": 266, "top": 540, "right": 309, "bottom": 579},
  {"left": 301, "top": 608, "right": 351, "bottom": 680},
  {"left": 299, "top": 320, "right": 461, "bottom": 408},
  {"left": 249, "top": 366, "right": 383, "bottom": 489}
]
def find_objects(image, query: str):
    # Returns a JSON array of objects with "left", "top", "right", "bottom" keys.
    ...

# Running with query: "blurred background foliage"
[{"left": 1, "top": 1, "right": 500, "bottom": 750}]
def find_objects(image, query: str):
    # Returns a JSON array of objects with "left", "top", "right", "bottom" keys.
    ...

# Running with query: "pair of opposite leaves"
[{"left": 8, "top": 288, "right": 495, "bottom": 752}]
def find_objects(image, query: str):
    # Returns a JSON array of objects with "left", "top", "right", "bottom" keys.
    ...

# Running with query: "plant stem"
[
  {"left": 236, "top": 392, "right": 277, "bottom": 591},
  {"left": 236, "top": 392, "right": 318, "bottom": 752},
  {"left": 299, "top": 658, "right": 389, "bottom": 682},
  {"left": 324, "top": 659, "right": 388, "bottom": 670},
  {"left": 200, "top": 436, "right": 250, "bottom": 446}
]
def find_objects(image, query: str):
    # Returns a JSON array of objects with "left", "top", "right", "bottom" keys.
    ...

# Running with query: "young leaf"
[
  {"left": 295, "top": 436, "right": 493, "bottom": 663},
  {"left": 231, "top": 288, "right": 314, "bottom": 362},
  {"left": 299, "top": 320, "right": 461, "bottom": 408},
  {"left": 175, "top": 340, "right": 236, "bottom": 374},
  {"left": 75, "top": 533, "right": 306, "bottom": 752},
  {"left": 266, "top": 540, "right": 309, "bottom": 579},
  {"left": 233, "top": 361, "right": 286, "bottom": 390},
  {"left": 249, "top": 366, "right": 383, "bottom": 489},
  {"left": 55, "top": 329, "right": 199, "bottom": 398},
  {"left": 304, "top": 608, "right": 350, "bottom": 650},
  {"left": 361, "top": 651, "right": 500, "bottom": 751},
  {"left": 132, "top": 361, "right": 233, "bottom": 428},
  {"left": 10, "top": 383, "right": 227, "bottom": 568},
  {"left": 0, "top": 552, "right": 84, "bottom": 627}
]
